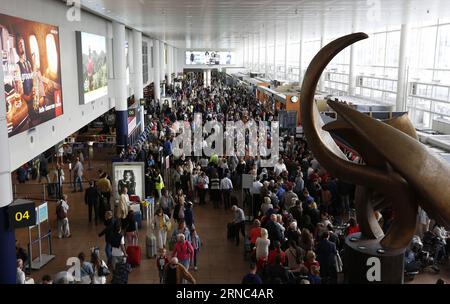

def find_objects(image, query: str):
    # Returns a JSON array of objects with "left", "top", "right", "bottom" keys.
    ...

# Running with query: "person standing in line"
[
  {"left": 242, "top": 263, "right": 263, "bottom": 284},
  {"left": 231, "top": 205, "right": 246, "bottom": 246},
  {"left": 56, "top": 163, "right": 65, "bottom": 199},
  {"left": 190, "top": 229, "right": 202, "bottom": 271},
  {"left": 220, "top": 173, "right": 233, "bottom": 210},
  {"left": 56, "top": 194, "right": 71, "bottom": 239},
  {"left": 154, "top": 169, "right": 165, "bottom": 202},
  {"left": 72, "top": 157, "right": 84, "bottom": 192},
  {"left": 16, "top": 259, "right": 26, "bottom": 284},
  {"left": 85, "top": 181, "right": 99, "bottom": 225}
]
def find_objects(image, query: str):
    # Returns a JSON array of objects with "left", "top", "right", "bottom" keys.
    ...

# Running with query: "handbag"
[
  {"left": 335, "top": 252, "right": 343, "bottom": 273},
  {"left": 98, "top": 264, "right": 110, "bottom": 277}
]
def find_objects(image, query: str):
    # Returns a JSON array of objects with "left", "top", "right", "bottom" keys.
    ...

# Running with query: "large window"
[{"left": 407, "top": 20, "right": 450, "bottom": 128}]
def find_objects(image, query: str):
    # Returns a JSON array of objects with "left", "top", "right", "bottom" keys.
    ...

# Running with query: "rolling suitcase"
[
  {"left": 134, "top": 210, "right": 142, "bottom": 229},
  {"left": 146, "top": 233, "right": 157, "bottom": 258},
  {"left": 129, "top": 195, "right": 141, "bottom": 203},
  {"left": 126, "top": 244, "right": 141, "bottom": 267},
  {"left": 111, "top": 259, "right": 132, "bottom": 284},
  {"left": 227, "top": 223, "right": 235, "bottom": 240}
]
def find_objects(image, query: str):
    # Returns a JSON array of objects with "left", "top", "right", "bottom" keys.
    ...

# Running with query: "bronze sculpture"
[{"left": 300, "top": 32, "right": 450, "bottom": 253}]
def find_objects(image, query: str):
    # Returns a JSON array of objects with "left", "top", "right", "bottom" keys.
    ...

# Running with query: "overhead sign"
[
  {"left": 9, "top": 199, "right": 37, "bottom": 229},
  {"left": 128, "top": 109, "right": 136, "bottom": 117},
  {"left": 38, "top": 202, "right": 48, "bottom": 223}
]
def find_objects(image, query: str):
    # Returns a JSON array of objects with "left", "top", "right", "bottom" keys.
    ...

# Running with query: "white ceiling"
[{"left": 72, "top": 0, "right": 450, "bottom": 49}]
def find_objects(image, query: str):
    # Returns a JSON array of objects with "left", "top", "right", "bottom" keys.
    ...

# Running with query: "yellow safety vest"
[{"left": 155, "top": 174, "right": 165, "bottom": 190}]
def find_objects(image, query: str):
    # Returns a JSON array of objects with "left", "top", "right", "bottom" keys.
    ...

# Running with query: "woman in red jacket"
[
  {"left": 172, "top": 233, "right": 194, "bottom": 270},
  {"left": 346, "top": 217, "right": 360, "bottom": 236}
]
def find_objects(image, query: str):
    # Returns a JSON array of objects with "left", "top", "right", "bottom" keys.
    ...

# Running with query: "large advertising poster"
[
  {"left": 1, "top": 13, "right": 63, "bottom": 137},
  {"left": 112, "top": 162, "right": 145, "bottom": 202},
  {"left": 186, "top": 51, "right": 235, "bottom": 65},
  {"left": 76, "top": 31, "right": 107, "bottom": 104}
]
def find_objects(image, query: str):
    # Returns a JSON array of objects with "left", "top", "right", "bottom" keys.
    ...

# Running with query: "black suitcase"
[{"left": 227, "top": 223, "right": 235, "bottom": 240}]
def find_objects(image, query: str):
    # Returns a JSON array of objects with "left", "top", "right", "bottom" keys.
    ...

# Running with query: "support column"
[
  {"left": 132, "top": 30, "right": 144, "bottom": 133},
  {"left": 265, "top": 24, "right": 268, "bottom": 78},
  {"left": 206, "top": 69, "right": 211, "bottom": 87},
  {"left": 396, "top": 23, "right": 410, "bottom": 112},
  {"left": 0, "top": 62, "right": 15, "bottom": 284},
  {"left": 273, "top": 22, "right": 277, "bottom": 80},
  {"left": 349, "top": 17, "right": 357, "bottom": 96},
  {"left": 167, "top": 46, "right": 172, "bottom": 85},
  {"left": 113, "top": 22, "right": 128, "bottom": 152},
  {"left": 298, "top": 19, "right": 303, "bottom": 84},
  {"left": 153, "top": 39, "right": 161, "bottom": 105},
  {"left": 284, "top": 21, "right": 288, "bottom": 80},
  {"left": 160, "top": 42, "right": 166, "bottom": 81},
  {"left": 258, "top": 32, "right": 261, "bottom": 72}
]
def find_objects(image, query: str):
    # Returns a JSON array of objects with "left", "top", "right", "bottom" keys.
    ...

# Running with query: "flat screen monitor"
[{"left": 186, "top": 51, "right": 235, "bottom": 65}]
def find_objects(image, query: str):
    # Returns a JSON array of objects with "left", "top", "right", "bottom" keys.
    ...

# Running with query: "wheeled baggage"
[
  {"left": 129, "top": 195, "right": 141, "bottom": 203},
  {"left": 134, "top": 210, "right": 142, "bottom": 229},
  {"left": 126, "top": 244, "right": 142, "bottom": 267},
  {"left": 227, "top": 223, "right": 235, "bottom": 240},
  {"left": 146, "top": 233, "right": 157, "bottom": 258},
  {"left": 111, "top": 259, "right": 132, "bottom": 284}
]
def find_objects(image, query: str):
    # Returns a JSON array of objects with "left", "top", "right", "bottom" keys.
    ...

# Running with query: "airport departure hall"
[{"left": 2, "top": 0, "right": 450, "bottom": 287}]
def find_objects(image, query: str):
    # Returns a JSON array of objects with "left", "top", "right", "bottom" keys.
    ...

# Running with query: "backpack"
[{"left": 56, "top": 202, "right": 67, "bottom": 220}]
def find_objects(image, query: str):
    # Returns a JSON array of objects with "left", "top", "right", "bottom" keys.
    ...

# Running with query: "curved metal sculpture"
[{"left": 300, "top": 33, "right": 450, "bottom": 250}]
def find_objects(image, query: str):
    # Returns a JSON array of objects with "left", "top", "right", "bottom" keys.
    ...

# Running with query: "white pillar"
[
  {"left": 284, "top": 22, "right": 288, "bottom": 80},
  {"left": 0, "top": 62, "right": 12, "bottom": 209},
  {"left": 396, "top": 23, "right": 410, "bottom": 112},
  {"left": 203, "top": 70, "right": 207, "bottom": 88},
  {"left": 265, "top": 25, "right": 268, "bottom": 78},
  {"left": 132, "top": 29, "right": 143, "bottom": 100},
  {"left": 132, "top": 30, "right": 144, "bottom": 133},
  {"left": 160, "top": 42, "right": 165, "bottom": 81},
  {"left": 167, "top": 46, "right": 172, "bottom": 85},
  {"left": 298, "top": 21, "right": 303, "bottom": 84},
  {"left": 113, "top": 22, "right": 128, "bottom": 149},
  {"left": 273, "top": 22, "right": 277, "bottom": 80},
  {"left": 349, "top": 20, "right": 357, "bottom": 96},
  {"left": 153, "top": 39, "right": 161, "bottom": 104},
  {"left": 206, "top": 69, "right": 211, "bottom": 87},
  {"left": 113, "top": 22, "right": 127, "bottom": 112},
  {"left": 258, "top": 32, "right": 261, "bottom": 72}
]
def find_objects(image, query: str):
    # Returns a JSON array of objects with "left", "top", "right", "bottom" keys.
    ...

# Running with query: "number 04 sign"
[{"left": 8, "top": 199, "right": 37, "bottom": 229}]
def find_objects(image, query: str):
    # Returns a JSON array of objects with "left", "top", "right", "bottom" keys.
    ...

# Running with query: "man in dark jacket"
[
  {"left": 85, "top": 181, "right": 99, "bottom": 224},
  {"left": 315, "top": 231, "right": 337, "bottom": 284},
  {"left": 98, "top": 211, "right": 116, "bottom": 266},
  {"left": 264, "top": 214, "right": 284, "bottom": 245},
  {"left": 264, "top": 255, "right": 290, "bottom": 284}
]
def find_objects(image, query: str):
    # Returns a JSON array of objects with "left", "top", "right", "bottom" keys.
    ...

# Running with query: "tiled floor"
[
  {"left": 13, "top": 162, "right": 249, "bottom": 284},
  {"left": 12, "top": 160, "right": 450, "bottom": 284}
]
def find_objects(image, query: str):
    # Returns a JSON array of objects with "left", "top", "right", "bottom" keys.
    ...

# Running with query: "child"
[
  {"left": 156, "top": 248, "right": 169, "bottom": 283},
  {"left": 308, "top": 265, "right": 321, "bottom": 284},
  {"left": 190, "top": 229, "right": 202, "bottom": 271}
]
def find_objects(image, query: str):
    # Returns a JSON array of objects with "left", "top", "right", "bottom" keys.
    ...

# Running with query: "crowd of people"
[{"left": 13, "top": 71, "right": 449, "bottom": 285}]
